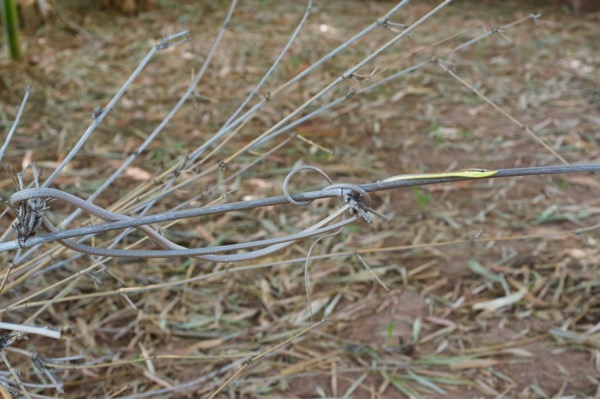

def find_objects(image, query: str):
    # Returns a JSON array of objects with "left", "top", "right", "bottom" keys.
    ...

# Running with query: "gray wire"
[
  {"left": 38, "top": 211, "right": 357, "bottom": 261},
  {"left": 4, "top": 163, "right": 600, "bottom": 254},
  {"left": 8, "top": 165, "right": 373, "bottom": 261},
  {"left": 283, "top": 165, "right": 335, "bottom": 206}
]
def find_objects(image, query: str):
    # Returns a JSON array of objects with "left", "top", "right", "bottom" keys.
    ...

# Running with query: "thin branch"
[
  {"left": 223, "top": 0, "right": 454, "bottom": 166},
  {"left": 257, "top": 14, "right": 537, "bottom": 146},
  {"left": 0, "top": 322, "right": 60, "bottom": 340},
  {"left": 109, "top": 0, "right": 450, "bottom": 212},
  {"left": 436, "top": 60, "right": 569, "bottom": 165},
  {"left": 14, "top": 2, "right": 236, "bottom": 265},
  {"left": 0, "top": 86, "right": 31, "bottom": 163},
  {"left": 220, "top": 1, "right": 311, "bottom": 132},
  {"left": 207, "top": 320, "right": 327, "bottom": 399},
  {"left": 186, "top": 0, "right": 411, "bottom": 164},
  {"left": 42, "top": 30, "right": 190, "bottom": 188}
]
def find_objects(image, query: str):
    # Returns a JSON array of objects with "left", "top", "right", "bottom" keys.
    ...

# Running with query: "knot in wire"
[
  {"left": 376, "top": 18, "right": 388, "bottom": 27},
  {"left": 282, "top": 165, "right": 385, "bottom": 223},
  {"left": 8, "top": 164, "right": 48, "bottom": 247}
]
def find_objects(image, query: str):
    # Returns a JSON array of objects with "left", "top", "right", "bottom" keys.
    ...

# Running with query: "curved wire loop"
[
  {"left": 283, "top": 165, "right": 374, "bottom": 221},
  {"left": 283, "top": 165, "right": 334, "bottom": 206}
]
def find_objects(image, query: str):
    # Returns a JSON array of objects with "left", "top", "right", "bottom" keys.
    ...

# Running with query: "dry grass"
[{"left": 0, "top": 0, "right": 599, "bottom": 397}]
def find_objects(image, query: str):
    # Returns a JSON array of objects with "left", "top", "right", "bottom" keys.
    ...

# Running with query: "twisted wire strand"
[
  {"left": 5, "top": 164, "right": 600, "bottom": 257},
  {"left": 9, "top": 166, "right": 372, "bottom": 262},
  {"left": 38, "top": 209, "right": 357, "bottom": 261},
  {"left": 11, "top": 189, "right": 162, "bottom": 238}
]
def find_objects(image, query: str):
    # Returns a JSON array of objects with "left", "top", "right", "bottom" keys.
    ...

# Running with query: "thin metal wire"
[
  {"left": 6, "top": 165, "right": 374, "bottom": 260},
  {"left": 2, "top": 163, "right": 599, "bottom": 256},
  {"left": 38, "top": 207, "right": 358, "bottom": 261}
]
